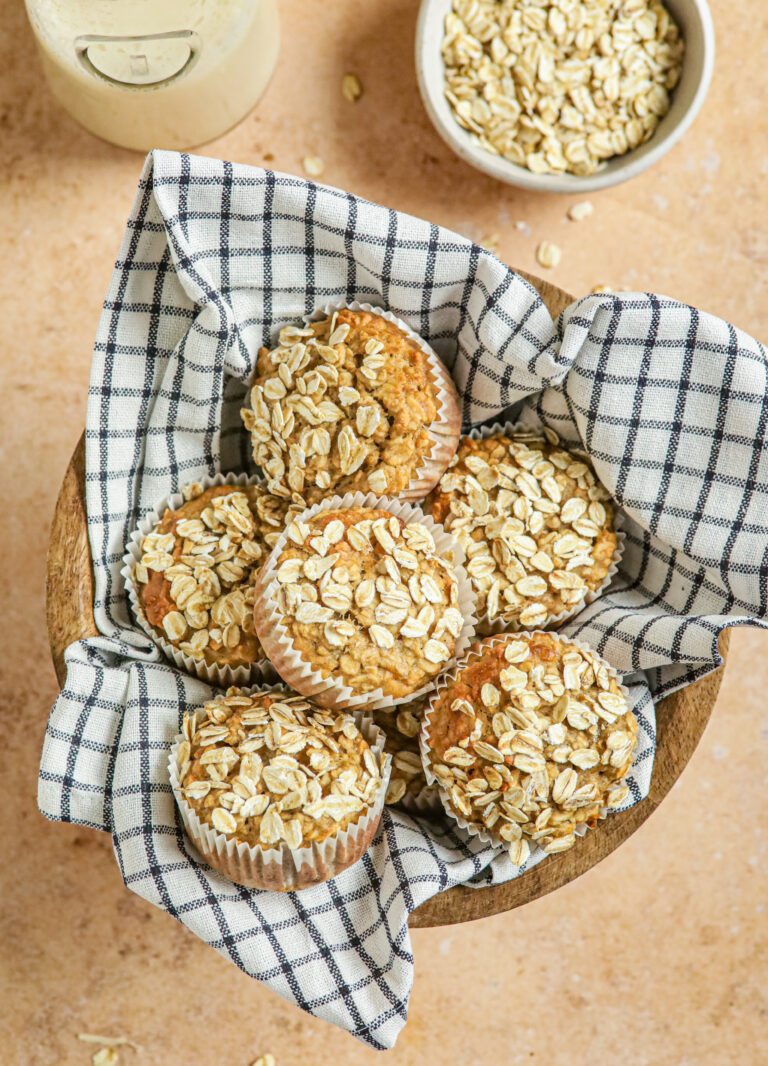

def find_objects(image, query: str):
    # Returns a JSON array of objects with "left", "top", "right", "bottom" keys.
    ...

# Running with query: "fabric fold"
[{"left": 40, "top": 150, "right": 768, "bottom": 1049}]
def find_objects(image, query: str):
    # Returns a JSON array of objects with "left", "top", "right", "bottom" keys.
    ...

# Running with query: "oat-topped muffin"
[
  {"left": 134, "top": 483, "right": 301, "bottom": 673},
  {"left": 172, "top": 687, "right": 388, "bottom": 889},
  {"left": 374, "top": 696, "right": 433, "bottom": 807},
  {"left": 253, "top": 506, "right": 466, "bottom": 704},
  {"left": 427, "top": 430, "right": 617, "bottom": 628},
  {"left": 422, "top": 633, "right": 637, "bottom": 865},
  {"left": 241, "top": 308, "right": 460, "bottom": 505}
]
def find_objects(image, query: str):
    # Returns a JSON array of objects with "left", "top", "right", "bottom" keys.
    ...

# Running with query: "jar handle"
[{"left": 74, "top": 29, "right": 201, "bottom": 90}]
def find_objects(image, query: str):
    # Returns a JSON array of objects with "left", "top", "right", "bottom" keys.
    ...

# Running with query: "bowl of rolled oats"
[{"left": 416, "top": 0, "right": 714, "bottom": 192}]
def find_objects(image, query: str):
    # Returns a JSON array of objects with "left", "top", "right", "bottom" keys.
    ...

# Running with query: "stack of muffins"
[{"left": 126, "top": 304, "right": 637, "bottom": 892}]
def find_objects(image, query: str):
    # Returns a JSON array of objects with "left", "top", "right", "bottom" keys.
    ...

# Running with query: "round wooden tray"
[{"left": 46, "top": 270, "right": 729, "bottom": 928}]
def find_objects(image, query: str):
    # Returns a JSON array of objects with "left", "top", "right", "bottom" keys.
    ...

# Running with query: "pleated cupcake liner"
[
  {"left": 419, "top": 632, "right": 634, "bottom": 856},
  {"left": 251, "top": 491, "right": 478, "bottom": 711},
  {"left": 170, "top": 693, "right": 392, "bottom": 892},
  {"left": 122, "top": 472, "right": 273, "bottom": 686}
]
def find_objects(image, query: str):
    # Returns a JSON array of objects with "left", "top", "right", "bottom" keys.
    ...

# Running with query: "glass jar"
[{"left": 24, "top": 0, "right": 280, "bottom": 152}]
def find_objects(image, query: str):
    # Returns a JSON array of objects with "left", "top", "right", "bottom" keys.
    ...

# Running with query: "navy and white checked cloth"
[{"left": 39, "top": 150, "right": 768, "bottom": 1049}]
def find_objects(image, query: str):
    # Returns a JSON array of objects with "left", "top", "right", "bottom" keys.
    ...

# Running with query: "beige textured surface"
[{"left": 2, "top": 0, "right": 767, "bottom": 1061}]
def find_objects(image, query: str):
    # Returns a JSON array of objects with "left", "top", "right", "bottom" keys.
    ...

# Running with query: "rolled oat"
[{"left": 441, "top": 0, "right": 684, "bottom": 177}]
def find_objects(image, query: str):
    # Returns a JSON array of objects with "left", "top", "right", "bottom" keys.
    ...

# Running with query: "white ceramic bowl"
[{"left": 415, "top": 0, "right": 715, "bottom": 193}]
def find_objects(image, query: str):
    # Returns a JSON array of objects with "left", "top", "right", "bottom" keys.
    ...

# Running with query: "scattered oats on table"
[
  {"left": 536, "top": 240, "right": 561, "bottom": 269},
  {"left": 422, "top": 632, "right": 638, "bottom": 863},
  {"left": 341, "top": 73, "right": 363, "bottom": 101},
  {"left": 76, "top": 1035, "right": 141, "bottom": 1053},
  {"left": 134, "top": 484, "right": 302, "bottom": 672},
  {"left": 92, "top": 1050, "right": 119, "bottom": 1066},
  {"left": 302, "top": 155, "right": 324, "bottom": 177},
  {"left": 567, "top": 200, "right": 594, "bottom": 221},
  {"left": 441, "top": 0, "right": 685, "bottom": 177},
  {"left": 480, "top": 231, "right": 501, "bottom": 253},
  {"left": 426, "top": 430, "right": 617, "bottom": 629}
]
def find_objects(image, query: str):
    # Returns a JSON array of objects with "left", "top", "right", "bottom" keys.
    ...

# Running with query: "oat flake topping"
[
  {"left": 427, "top": 430, "right": 616, "bottom": 627},
  {"left": 135, "top": 485, "right": 300, "bottom": 665},
  {"left": 241, "top": 308, "right": 439, "bottom": 505},
  {"left": 374, "top": 696, "right": 433, "bottom": 806},
  {"left": 178, "top": 689, "right": 383, "bottom": 848},
  {"left": 270, "top": 507, "right": 463, "bottom": 698},
  {"left": 425, "top": 634, "right": 637, "bottom": 864}
]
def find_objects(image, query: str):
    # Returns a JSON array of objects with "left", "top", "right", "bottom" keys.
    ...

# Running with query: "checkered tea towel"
[{"left": 39, "top": 150, "right": 768, "bottom": 1049}]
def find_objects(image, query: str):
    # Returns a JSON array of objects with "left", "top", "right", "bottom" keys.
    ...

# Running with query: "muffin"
[
  {"left": 421, "top": 633, "right": 637, "bottom": 865},
  {"left": 132, "top": 482, "right": 301, "bottom": 677},
  {"left": 170, "top": 687, "right": 390, "bottom": 891},
  {"left": 374, "top": 696, "right": 437, "bottom": 809},
  {"left": 240, "top": 306, "right": 461, "bottom": 505},
  {"left": 252, "top": 503, "right": 473, "bottom": 709},
  {"left": 426, "top": 429, "right": 618, "bottom": 630}
]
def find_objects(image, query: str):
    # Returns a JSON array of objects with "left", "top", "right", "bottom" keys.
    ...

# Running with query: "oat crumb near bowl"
[
  {"left": 92, "top": 1051, "right": 119, "bottom": 1066},
  {"left": 302, "top": 155, "right": 324, "bottom": 178},
  {"left": 342, "top": 73, "right": 363, "bottom": 102},
  {"left": 536, "top": 240, "right": 561, "bottom": 269},
  {"left": 567, "top": 201, "right": 594, "bottom": 222},
  {"left": 480, "top": 232, "right": 500, "bottom": 254}
]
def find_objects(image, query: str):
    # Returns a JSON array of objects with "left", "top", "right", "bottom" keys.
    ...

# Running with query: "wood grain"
[
  {"left": 45, "top": 271, "right": 730, "bottom": 927},
  {"left": 47, "top": 432, "right": 98, "bottom": 683}
]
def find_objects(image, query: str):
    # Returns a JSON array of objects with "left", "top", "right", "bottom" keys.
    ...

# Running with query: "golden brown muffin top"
[
  {"left": 424, "top": 633, "right": 637, "bottom": 864},
  {"left": 269, "top": 507, "right": 462, "bottom": 699},
  {"left": 176, "top": 688, "right": 383, "bottom": 848},
  {"left": 135, "top": 484, "right": 301, "bottom": 668},
  {"left": 427, "top": 430, "right": 616, "bottom": 627},
  {"left": 241, "top": 308, "right": 439, "bottom": 504}
]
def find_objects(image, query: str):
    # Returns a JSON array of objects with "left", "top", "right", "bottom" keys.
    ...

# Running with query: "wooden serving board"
[{"left": 45, "top": 270, "right": 729, "bottom": 928}]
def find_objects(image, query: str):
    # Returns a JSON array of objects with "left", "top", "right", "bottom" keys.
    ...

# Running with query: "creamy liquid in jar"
[{"left": 25, "top": 0, "right": 280, "bottom": 151}]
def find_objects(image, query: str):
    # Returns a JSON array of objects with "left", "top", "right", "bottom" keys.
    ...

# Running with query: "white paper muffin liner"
[
  {"left": 398, "top": 781, "right": 442, "bottom": 816},
  {"left": 438, "top": 419, "right": 626, "bottom": 635},
  {"left": 373, "top": 697, "right": 443, "bottom": 816},
  {"left": 419, "top": 631, "right": 634, "bottom": 852},
  {"left": 251, "top": 491, "right": 478, "bottom": 711},
  {"left": 302, "top": 301, "right": 461, "bottom": 501},
  {"left": 122, "top": 472, "right": 274, "bottom": 687},
  {"left": 169, "top": 692, "right": 392, "bottom": 892}
]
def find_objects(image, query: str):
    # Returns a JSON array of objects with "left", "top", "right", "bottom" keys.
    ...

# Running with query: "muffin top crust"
[
  {"left": 176, "top": 688, "right": 384, "bottom": 848},
  {"left": 427, "top": 430, "right": 616, "bottom": 627},
  {"left": 135, "top": 484, "right": 300, "bottom": 669},
  {"left": 241, "top": 308, "right": 440, "bottom": 505},
  {"left": 374, "top": 695, "right": 431, "bottom": 806},
  {"left": 264, "top": 507, "right": 464, "bottom": 699},
  {"left": 423, "top": 633, "right": 637, "bottom": 864}
]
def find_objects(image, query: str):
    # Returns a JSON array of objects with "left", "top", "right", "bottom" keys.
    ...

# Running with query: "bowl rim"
[{"left": 415, "top": 0, "right": 716, "bottom": 193}]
